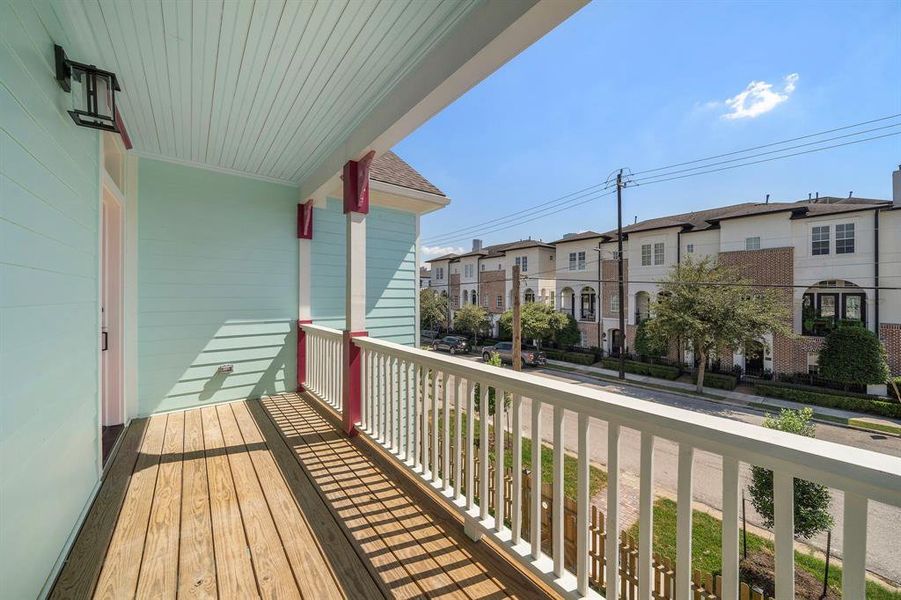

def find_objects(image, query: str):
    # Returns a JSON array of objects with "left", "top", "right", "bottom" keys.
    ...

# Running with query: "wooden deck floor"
[{"left": 51, "top": 394, "right": 549, "bottom": 599}]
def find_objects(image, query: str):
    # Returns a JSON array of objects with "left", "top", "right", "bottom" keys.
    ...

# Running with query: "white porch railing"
[
  {"left": 300, "top": 324, "right": 344, "bottom": 412},
  {"left": 303, "top": 324, "right": 901, "bottom": 600}
]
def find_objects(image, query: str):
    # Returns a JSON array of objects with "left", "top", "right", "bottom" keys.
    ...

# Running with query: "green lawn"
[
  {"left": 443, "top": 410, "right": 606, "bottom": 500},
  {"left": 627, "top": 498, "right": 900, "bottom": 600}
]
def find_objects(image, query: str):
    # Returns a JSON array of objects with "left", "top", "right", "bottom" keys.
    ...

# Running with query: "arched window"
[
  {"left": 635, "top": 291, "right": 651, "bottom": 323},
  {"left": 462, "top": 290, "right": 469, "bottom": 304},
  {"left": 471, "top": 291, "right": 478, "bottom": 305},
  {"left": 524, "top": 289, "right": 535, "bottom": 303},
  {"left": 560, "top": 287, "right": 575, "bottom": 315},
  {"left": 802, "top": 280, "right": 865, "bottom": 336},
  {"left": 580, "top": 286, "right": 597, "bottom": 321}
]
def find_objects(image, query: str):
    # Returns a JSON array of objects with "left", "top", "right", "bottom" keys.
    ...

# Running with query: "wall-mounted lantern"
[{"left": 54, "top": 44, "right": 120, "bottom": 132}]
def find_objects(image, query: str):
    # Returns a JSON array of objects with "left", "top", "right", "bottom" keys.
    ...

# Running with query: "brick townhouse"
[
  {"left": 426, "top": 238, "right": 556, "bottom": 335},
  {"left": 553, "top": 167, "right": 901, "bottom": 376}
]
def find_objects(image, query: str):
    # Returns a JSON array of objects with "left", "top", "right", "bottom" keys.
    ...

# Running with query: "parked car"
[
  {"left": 420, "top": 329, "right": 439, "bottom": 345},
  {"left": 431, "top": 335, "right": 471, "bottom": 355},
  {"left": 481, "top": 341, "right": 546, "bottom": 367}
]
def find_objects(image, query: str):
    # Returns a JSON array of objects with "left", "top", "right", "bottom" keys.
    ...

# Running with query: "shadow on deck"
[{"left": 50, "top": 393, "right": 550, "bottom": 599}]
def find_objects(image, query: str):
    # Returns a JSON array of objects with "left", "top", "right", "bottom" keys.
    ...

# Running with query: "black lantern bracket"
[{"left": 54, "top": 44, "right": 121, "bottom": 132}]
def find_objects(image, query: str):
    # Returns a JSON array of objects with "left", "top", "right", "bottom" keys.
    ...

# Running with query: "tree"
[
  {"left": 818, "top": 324, "right": 889, "bottom": 386},
  {"left": 420, "top": 289, "right": 448, "bottom": 332},
  {"left": 454, "top": 303, "right": 490, "bottom": 343},
  {"left": 634, "top": 318, "right": 668, "bottom": 359},
  {"left": 474, "top": 352, "right": 510, "bottom": 416},
  {"left": 499, "top": 302, "right": 576, "bottom": 347},
  {"left": 747, "top": 408, "right": 833, "bottom": 539},
  {"left": 643, "top": 256, "right": 791, "bottom": 393}
]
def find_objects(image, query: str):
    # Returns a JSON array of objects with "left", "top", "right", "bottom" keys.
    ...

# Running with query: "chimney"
[
  {"left": 472, "top": 238, "right": 482, "bottom": 252},
  {"left": 894, "top": 165, "right": 901, "bottom": 207}
]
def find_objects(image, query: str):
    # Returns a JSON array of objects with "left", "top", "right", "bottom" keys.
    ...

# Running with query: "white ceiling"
[
  {"left": 58, "top": 0, "right": 587, "bottom": 191},
  {"left": 62, "top": 0, "right": 476, "bottom": 184}
]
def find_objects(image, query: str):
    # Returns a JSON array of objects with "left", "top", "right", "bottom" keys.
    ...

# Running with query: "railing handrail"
[
  {"left": 353, "top": 334, "right": 901, "bottom": 506},
  {"left": 300, "top": 322, "right": 344, "bottom": 340}
]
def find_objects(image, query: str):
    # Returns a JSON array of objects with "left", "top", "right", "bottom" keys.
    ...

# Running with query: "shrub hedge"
[
  {"left": 600, "top": 358, "right": 681, "bottom": 380},
  {"left": 545, "top": 349, "right": 596, "bottom": 365},
  {"left": 694, "top": 371, "right": 738, "bottom": 391},
  {"left": 754, "top": 384, "right": 901, "bottom": 419},
  {"left": 766, "top": 378, "right": 874, "bottom": 400}
]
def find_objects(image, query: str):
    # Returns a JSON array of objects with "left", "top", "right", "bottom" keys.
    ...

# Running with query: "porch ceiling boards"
[{"left": 51, "top": 395, "right": 549, "bottom": 599}]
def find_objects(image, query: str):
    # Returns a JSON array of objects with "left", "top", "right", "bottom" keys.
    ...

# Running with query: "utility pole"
[
  {"left": 596, "top": 240, "right": 602, "bottom": 354},
  {"left": 616, "top": 169, "right": 626, "bottom": 380},
  {"left": 512, "top": 264, "right": 522, "bottom": 372}
]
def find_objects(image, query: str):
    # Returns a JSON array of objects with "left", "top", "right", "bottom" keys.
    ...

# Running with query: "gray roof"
[
  {"left": 551, "top": 230, "right": 608, "bottom": 244},
  {"left": 370, "top": 151, "right": 445, "bottom": 197}
]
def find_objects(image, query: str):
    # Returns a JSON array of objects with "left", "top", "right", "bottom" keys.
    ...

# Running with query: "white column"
[{"left": 346, "top": 210, "right": 366, "bottom": 332}]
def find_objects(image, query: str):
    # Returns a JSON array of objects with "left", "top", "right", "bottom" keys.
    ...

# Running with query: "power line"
[
  {"left": 423, "top": 113, "right": 901, "bottom": 244},
  {"left": 630, "top": 112, "right": 901, "bottom": 176}
]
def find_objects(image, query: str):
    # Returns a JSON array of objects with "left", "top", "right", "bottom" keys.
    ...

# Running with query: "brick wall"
[
  {"left": 880, "top": 323, "right": 901, "bottom": 376},
  {"left": 602, "top": 259, "right": 628, "bottom": 318},
  {"left": 577, "top": 322, "right": 602, "bottom": 348},
  {"left": 449, "top": 273, "right": 460, "bottom": 308},
  {"left": 480, "top": 270, "right": 506, "bottom": 314}
]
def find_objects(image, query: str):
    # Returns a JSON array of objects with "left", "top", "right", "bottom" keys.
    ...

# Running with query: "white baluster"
[
  {"left": 638, "top": 432, "right": 655, "bottom": 600},
  {"left": 495, "top": 387, "right": 505, "bottom": 533},
  {"left": 531, "top": 399, "right": 543, "bottom": 560},
  {"left": 479, "top": 382, "right": 489, "bottom": 520},
  {"left": 422, "top": 366, "right": 430, "bottom": 473},
  {"left": 511, "top": 394, "right": 523, "bottom": 545},
  {"left": 360, "top": 348, "right": 367, "bottom": 430},
  {"left": 454, "top": 376, "right": 463, "bottom": 500},
  {"left": 412, "top": 364, "right": 420, "bottom": 469},
  {"left": 842, "top": 492, "right": 868, "bottom": 600},
  {"left": 606, "top": 422, "right": 620, "bottom": 595},
  {"left": 774, "top": 471, "right": 794, "bottom": 600},
  {"left": 443, "top": 372, "right": 451, "bottom": 491},
  {"left": 466, "top": 380, "right": 475, "bottom": 511},
  {"left": 431, "top": 370, "right": 439, "bottom": 483},
  {"left": 406, "top": 361, "right": 414, "bottom": 463},
  {"left": 552, "top": 405, "right": 564, "bottom": 577},
  {"left": 676, "top": 444, "right": 694, "bottom": 600},
  {"left": 721, "top": 456, "right": 740, "bottom": 600},
  {"left": 577, "top": 413, "right": 589, "bottom": 596}
]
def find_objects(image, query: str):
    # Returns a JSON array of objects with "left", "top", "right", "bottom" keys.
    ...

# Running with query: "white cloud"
[
  {"left": 421, "top": 245, "right": 464, "bottom": 266},
  {"left": 721, "top": 73, "right": 799, "bottom": 120}
]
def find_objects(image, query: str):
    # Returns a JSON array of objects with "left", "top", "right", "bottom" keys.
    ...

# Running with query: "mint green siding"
[
  {"left": 311, "top": 198, "right": 417, "bottom": 344},
  {"left": 137, "top": 159, "right": 298, "bottom": 415},
  {"left": 0, "top": 1, "right": 101, "bottom": 596}
]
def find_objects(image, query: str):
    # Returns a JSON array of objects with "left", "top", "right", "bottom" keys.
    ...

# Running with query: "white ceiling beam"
[{"left": 298, "top": 0, "right": 588, "bottom": 200}]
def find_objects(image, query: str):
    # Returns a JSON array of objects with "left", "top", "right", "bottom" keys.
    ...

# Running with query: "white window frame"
[
  {"left": 812, "top": 225, "right": 830, "bottom": 256},
  {"left": 745, "top": 237, "right": 760, "bottom": 251},
  {"left": 641, "top": 244, "right": 651, "bottom": 266},
  {"left": 686, "top": 243, "right": 694, "bottom": 254},
  {"left": 569, "top": 252, "right": 577, "bottom": 271},
  {"left": 496, "top": 295, "right": 503, "bottom": 308},
  {"left": 653, "top": 242, "right": 665, "bottom": 265},
  {"left": 835, "top": 223, "right": 855, "bottom": 254},
  {"left": 610, "top": 294, "right": 620, "bottom": 313}
]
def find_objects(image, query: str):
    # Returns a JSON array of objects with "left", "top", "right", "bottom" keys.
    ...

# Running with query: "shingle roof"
[
  {"left": 551, "top": 231, "right": 608, "bottom": 244},
  {"left": 424, "top": 253, "right": 459, "bottom": 263},
  {"left": 371, "top": 151, "right": 445, "bottom": 197}
]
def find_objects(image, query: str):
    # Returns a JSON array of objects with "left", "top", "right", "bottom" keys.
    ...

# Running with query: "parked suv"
[
  {"left": 481, "top": 341, "right": 546, "bottom": 367},
  {"left": 431, "top": 335, "right": 471, "bottom": 355}
]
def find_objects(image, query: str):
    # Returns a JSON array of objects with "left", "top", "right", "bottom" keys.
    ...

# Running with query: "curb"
[{"left": 544, "top": 363, "right": 901, "bottom": 438}]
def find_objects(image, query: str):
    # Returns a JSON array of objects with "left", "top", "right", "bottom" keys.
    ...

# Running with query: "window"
[
  {"left": 481, "top": 263, "right": 485, "bottom": 271},
  {"left": 471, "top": 292, "right": 478, "bottom": 305},
  {"left": 745, "top": 237, "right": 760, "bottom": 251},
  {"left": 812, "top": 225, "right": 830, "bottom": 255},
  {"left": 579, "top": 331, "right": 588, "bottom": 347},
  {"left": 836, "top": 223, "right": 855, "bottom": 254},
  {"left": 515, "top": 256, "right": 529, "bottom": 272},
  {"left": 654, "top": 242, "right": 665, "bottom": 265},
  {"left": 807, "top": 352, "right": 819, "bottom": 374},
  {"left": 437, "top": 267, "right": 444, "bottom": 279},
  {"left": 819, "top": 294, "right": 837, "bottom": 319},
  {"left": 843, "top": 294, "right": 864, "bottom": 322},
  {"left": 496, "top": 295, "right": 503, "bottom": 308},
  {"left": 525, "top": 289, "right": 535, "bottom": 303},
  {"left": 641, "top": 244, "right": 651, "bottom": 266},
  {"left": 498, "top": 263, "right": 502, "bottom": 271},
  {"left": 568, "top": 251, "right": 586, "bottom": 271},
  {"left": 686, "top": 243, "right": 694, "bottom": 254},
  {"left": 610, "top": 294, "right": 620, "bottom": 313}
]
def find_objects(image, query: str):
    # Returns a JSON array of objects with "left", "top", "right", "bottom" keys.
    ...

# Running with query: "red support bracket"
[
  {"left": 341, "top": 330, "right": 368, "bottom": 436},
  {"left": 114, "top": 108, "right": 132, "bottom": 150},
  {"left": 342, "top": 151, "right": 375, "bottom": 215},
  {"left": 296, "top": 319, "right": 313, "bottom": 392},
  {"left": 297, "top": 200, "right": 314, "bottom": 239}
]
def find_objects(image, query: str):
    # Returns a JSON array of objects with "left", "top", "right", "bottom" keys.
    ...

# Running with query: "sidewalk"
[{"left": 546, "top": 359, "right": 901, "bottom": 436}]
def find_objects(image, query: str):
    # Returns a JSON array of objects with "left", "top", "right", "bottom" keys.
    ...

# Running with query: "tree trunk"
[{"left": 696, "top": 349, "right": 707, "bottom": 393}]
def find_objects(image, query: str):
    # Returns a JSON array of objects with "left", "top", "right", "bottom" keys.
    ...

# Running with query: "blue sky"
[{"left": 394, "top": 0, "right": 901, "bottom": 260}]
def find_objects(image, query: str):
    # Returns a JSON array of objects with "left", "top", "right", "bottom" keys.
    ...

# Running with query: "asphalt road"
[{"left": 450, "top": 353, "right": 901, "bottom": 584}]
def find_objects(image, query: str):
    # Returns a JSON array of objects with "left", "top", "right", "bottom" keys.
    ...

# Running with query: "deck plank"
[
  {"left": 201, "top": 405, "right": 258, "bottom": 598},
  {"left": 230, "top": 401, "right": 350, "bottom": 600},
  {"left": 262, "top": 397, "right": 429, "bottom": 599},
  {"left": 49, "top": 418, "right": 148, "bottom": 599},
  {"left": 243, "top": 400, "right": 388, "bottom": 600},
  {"left": 136, "top": 411, "right": 185, "bottom": 598},
  {"left": 178, "top": 407, "right": 217, "bottom": 599},
  {"left": 216, "top": 403, "right": 301, "bottom": 599},
  {"left": 93, "top": 415, "right": 168, "bottom": 598}
]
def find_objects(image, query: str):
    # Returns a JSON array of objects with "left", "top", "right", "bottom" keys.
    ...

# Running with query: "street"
[{"left": 451, "top": 353, "right": 901, "bottom": 584}]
